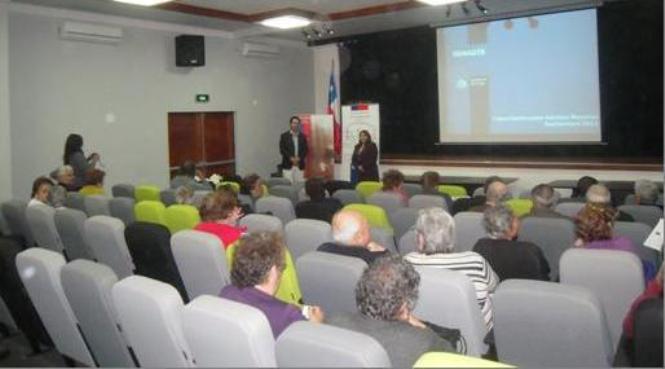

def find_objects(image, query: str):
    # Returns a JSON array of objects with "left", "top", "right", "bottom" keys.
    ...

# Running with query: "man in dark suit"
[{"left": 279, "top": 116, "right": 308, "bottom": 183}]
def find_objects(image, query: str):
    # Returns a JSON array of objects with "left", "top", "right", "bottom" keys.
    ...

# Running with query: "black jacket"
[{"left": 279, "top": 131, "right": 308, "bottom": 170}]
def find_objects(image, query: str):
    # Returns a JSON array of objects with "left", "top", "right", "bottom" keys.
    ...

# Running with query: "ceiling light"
[
  {"left": 259, "top": 15, "right": 312, "bottom": 29},
  {"left": 113, "top": 0, "right": 172, "bottom": 6},
  {"left": 474, "top": 0, "right": 489, "bottom": 15},
  {"left": 416, "top": 0, "right": 466, "bottom": 6}
]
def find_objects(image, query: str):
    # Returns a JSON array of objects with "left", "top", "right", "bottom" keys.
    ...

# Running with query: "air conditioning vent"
[
  {"left": 241, "top": 42, "right": 280, "bottom": 58},
  {"left": 59, "top": 21, "right": 123, "bottom": 44}
]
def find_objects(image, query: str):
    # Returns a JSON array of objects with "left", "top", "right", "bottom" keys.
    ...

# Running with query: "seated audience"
[
  {"left": 404, "top": 207, "right": 499, "bottom": 331},
  {"left": 381, "top": 169, "right": 408, "bottom": 206},
  {"left": 50, "top": 165, "right": 75, "bottom": 208},
  {"left": 317, "top": 210, "right": 388, "bottom": 264},
  {"left": 170, "top": 160, "right": 213, "bottom": 191},
  {"left": 29, "top": 176, "right": 53, "bottom": 207},
  {"left": 295, "top": 177, "right": 343, "bottom": 223},
  {"left": 469, "top": 179, "right": 509, "bottom": 213},
  {"left": 525, "top": 183, "right": 567, "bottom": 219},
  {"left": 79, "top": 169, "right": 106, "bottom": 196},
  {"left": 586, "top": 184, "right": 634, "bottom": 221},
  {"left": 174, "top": 185, "right": 194, "bottom": 205},
  {"left": 327, "top": 255, "right": 454, "bottom": 368},
  {"left": 220, "top": 232, "right": 324, "bottom": 338},
  {"left": 634, "top": 179, "right": 661, "bottom": 207},
  {"left": 420, "top": 171, "right": 453, "bottom": 209},
  {"left": 241, "top": 173, "right": 266, "bottom": 205},
  {"left": 570, "top": 175, "right": 598, "bottom": 200},
  {"left": 194, "top": 188, "right": 246, "bottom": 249},
  {"left": 473, "top": 205, "right": 550, "bottom": 281},
  {"left": 452, "top": 176, "right": 504, "bottom": 214}
]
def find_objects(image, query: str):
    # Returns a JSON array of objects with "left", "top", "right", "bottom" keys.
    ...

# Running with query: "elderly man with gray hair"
[
  {"left": 469, "top": 179, "right": 509, "bottom": 213},
  {"left": 586, "top": 184, "right": 634, "bottom": 221},
  {"left": 473, "top": 204, "right": 550, "bottom": 281},
  {"left": 50, "top": 165, "right": 75, "bottom": 208},
  {"left": 525, "top": 183, "right": 568, "bottom": 219},
  {"left": 634, "top": 179, "right": 661, "bottom": 207},
  {"left": 317, "top": 209, "right": 388, "bottom": 264},
  {"left": 404, "top": 207, "right": 498, "bottom": 332}
]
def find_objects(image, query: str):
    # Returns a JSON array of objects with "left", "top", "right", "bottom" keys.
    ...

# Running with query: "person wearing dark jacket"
[
  {"left": 279, "top": 116, "right": 308, "bottom": 184},
  {"left": 351, "top": 130, "right": 379, "bottom": 183},
  {"left": 295, "top": 177, "right": 342, "bottom": 223}
]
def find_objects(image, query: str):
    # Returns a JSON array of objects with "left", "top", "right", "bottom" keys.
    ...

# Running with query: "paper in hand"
[{"left": 643, "top": 218, "right": 663, "bottom": 252}]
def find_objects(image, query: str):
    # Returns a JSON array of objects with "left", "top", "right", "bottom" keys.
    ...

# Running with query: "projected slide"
[{"left": 437, "top": 9, "right": 601, "bottom": 143}]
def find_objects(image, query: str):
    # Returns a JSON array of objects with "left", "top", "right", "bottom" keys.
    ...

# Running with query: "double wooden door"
[{"left": 168, "top": 112, "right": 235, "bottom": 178}]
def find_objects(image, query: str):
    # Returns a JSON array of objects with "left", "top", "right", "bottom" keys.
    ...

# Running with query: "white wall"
[
  {"left": 0, "top": 0, "right": 12, "bottom": 202},
  {"left": 8, "top": 8, "right": 313, "bottom": 200}
]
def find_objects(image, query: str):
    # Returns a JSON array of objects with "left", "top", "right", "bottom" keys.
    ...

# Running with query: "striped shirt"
[{"left": 404, "top": 251, "right": 499, "bottom": 331}]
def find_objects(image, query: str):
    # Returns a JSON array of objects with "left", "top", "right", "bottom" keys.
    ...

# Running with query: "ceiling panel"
[{"left": 179, "top": 0, "right": 403, "bottom": 16}]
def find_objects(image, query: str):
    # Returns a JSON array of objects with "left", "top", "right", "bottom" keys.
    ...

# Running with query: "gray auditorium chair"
[
  {"left": 112, "top": 275, "right": 194, "bottom": 368},
  {"left": 266, "top": 177, "right": 291, "bottom": 187},
  {"left": 83, "top": 194, "right": 111, "bottom": 216},
  {"left": 61, "top": 260, "right": 136, "bottom": 367},
  {"left": 559, "top": 248, "right": 644, "bottom": 351},
  {"left": 296, "top": 251, "right": 366, "bottom": 314},
  {"left": 332, "top": 189, "right": 363, "bottom": 205},
  {"left": 389, "top": 207, "right": 419, "bottom": 241},
  {"left": 518, "top": 216, "right": 575, "bottom": 280},
  {"left": 554, "top": 202, "right": 585, "bottom": 218},
  {"left": 284, "top": 219, "right": 333, "bottom": 261},
  {"left": 239, "top": 213, "right": 283, "bottom": 234},
  {"left": 237, "top": 194, "right": 254, "bottom": 211},
  {"left": 112, "top": 183, "right": 135, "bottom": 199},
  {"left": 370, "top": 226, "right": 397, "bottom": 253},
  {"left": 25, "top": 203, "right": 64, "bottom": 254},
  {"left": 493, "top": 279, "right": 612, "bottom": 367},
  {"left": 408, "top": 194, "right": 448, "bottom": 211},
  {"left": 182, "top": 295, "right": 276, "bottom": 367},
  {"left": 413, "top": 266, "right": 489, "bottom": 357},
  {"left": 268, "top": 185, "right": 299, "bottom": 205},
  {"left": 109, "top": 197, "right": 135, "bottom": 226},
  {"left": 617, "top": 205, "right": 662, "bottom": 227},
  {"left": 1, "top": 199, "right": 35, "bottom": 247},
  {"left": 64, "top": 192, "right": 86, "bottom": 212},
  {"left": 453, "top": 212, "right": 486, "bottom": 252},
  {"left": 623, "top": 194, "right": 637, "bottom": 205},
  {"left": 16, "top": 248, "right": 95, "bottom": 366},
  {"left": 160, "top": 189, "right": 177, "bottom": 207},
  {"left": 402, "top": 183, "right": 423, "bottom": 198},
  {"left": 398, "top": 229, "right": 419, "bottom": 256},
  {"left": 297, "top": 187, "right": 309, "bottom": 203},
  {"left": 171, "top": 230, "right": 230, "bottom": 300},
  {"left": 85, "top": 215, "right": 135, "bottom": 278},
  {"left": 276, "top": 321, "right": 391, "bottom": 368},
  {"left": 614, "top": 221, "right": 660, "bottom": 267},
  {"left": 366, "top": 192, "right": 404, "bottom": 215},
  {"left": 54, "top": 208, "right": 94, "bottom": 261},
  {"left": 255, "top": 196, "right": 296, "bottom": 224}
]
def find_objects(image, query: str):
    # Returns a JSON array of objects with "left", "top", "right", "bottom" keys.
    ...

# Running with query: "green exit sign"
[{"left": 196, "top": 94, "right": 209, "bottom": 103}]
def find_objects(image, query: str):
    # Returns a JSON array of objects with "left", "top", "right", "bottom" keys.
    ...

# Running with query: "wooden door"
[{"left": 168, "top": 112, "right": 236, "bottom": 178}]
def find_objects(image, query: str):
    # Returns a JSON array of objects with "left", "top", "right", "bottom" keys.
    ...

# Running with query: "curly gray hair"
[
  {"left": 483, "top": 204, "right": 515, "bottom": 239},
  {"left": 635, "top": 179, "right": 659, "bottom": 205},
  {"left": 355, "top": 255, "right": 420, "bottom": 321},
  {"left": 415, "top": 207, "right": 456, "bottom": 254}
]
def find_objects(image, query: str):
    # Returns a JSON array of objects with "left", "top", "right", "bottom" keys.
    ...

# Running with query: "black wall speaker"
[{"left": 175, "top": 35, "right": 205, "bottom": 67}]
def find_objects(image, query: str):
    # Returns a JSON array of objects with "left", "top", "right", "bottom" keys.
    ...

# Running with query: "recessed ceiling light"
[
  {"left": 416, "top": 0, "right": 466, "bottom": 6},
  {"left": 259, "top": 15, "right": 312, "bottom": 29},
  {"left": 113, "top": 0, "right": 172, "bottom": 6}
]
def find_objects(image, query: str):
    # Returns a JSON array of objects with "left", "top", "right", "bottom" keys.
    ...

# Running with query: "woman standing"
[
  {"left": 63, "top": 134, "right": 100, "bottom": 190},
  {"left": 351, "top": 130, "right": 379, "bottom": 183}
]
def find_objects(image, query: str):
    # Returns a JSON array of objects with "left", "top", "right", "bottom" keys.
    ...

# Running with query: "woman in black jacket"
[{"left": 351, "top": 130, "right": 379, "bottom": 183}]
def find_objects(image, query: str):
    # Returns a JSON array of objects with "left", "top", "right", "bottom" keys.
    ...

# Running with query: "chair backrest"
[
  {"left": 125, "top": 222, "right": 189, "bottom": 302},
  {"left": 165, "top": 204, "right": 201, "bottom": 234},
  {"left": 54, "top": 208, "right": 94, "bottom": 261},
  {"left": 402, "top": 183, "right": 423, "bottom": 198},
  {"left": 632, "top": 297, "right": 664, "bottom": 367},
  {"left": 219, "top": 181, "right": 240, "bottom": 194},
  {"left": 85, "top": 215, "right": 135, "bottom": 278},
  {"left": 134, "top": 200, "right": 167, "bottom": 226},
  {"left": 355, "top": 181, "right": 383, "bottom": 200},
  {"left": 296, "top": 251, "right": 366, "bottom": 314},
  {"left": 369, "top": 226, "right": 397, "bottom": 254},
  {"left": 160, "top": 189, "right": 177, "bottom": 207},
  {"left": 332, "top": 189, "right": 363, "bottom": 205},
  {"left": 617, "top": 205, "right": 663, "bottom": 227},
  {"left": 134, "top": 185, "right": 161, "bottom": 202},
  {"left": 237, "top": 193, "right": 254, "bottom": 211},
  {"left": 109, "top": 197, "right": 136, "bottom": 226},
  {"left": 398, "top": 229, "right": 419, "bottom": 256},
  {"left": 413, "top": 352, "right": 514, "bottom": 368},
  {"left": 554, "top": 202, "right": 585, "bottom": 218},
  {"left": 269, "top": 185, "right": 298, "bottom": 204},
  {"left": 255, "top": 196, "right": 296, "bottom": 224},
  {"left": 266, "top": 177, "right": 292, "bottom": 187},
  {"left": 437, "top": 185, "right": 468, "bottom": 198},
  {"left": 623, "top": 194, "right": 637, "bottom": 205},
  {"left": 16, "top": 248, "right": 95, "bottom": 366},
  {"left": 79, "top": 185, "right": 105, "bottom": 197},
  {"left": 297, "top": 187, "right": 309, "bottom": 203},
  {"left": 505, "top": 199, "right": 533, "bottom": 217},
  {"left": 453, "top": 212, "right": 486, "bottom": 252},
  {"left": 61, "top": 260, "right": 136, "bottom": 367},
  {"left": 111, "top": 183, "right": 135, "bottom": 199},
  {"left": 518, "top": 217, "right": 575, "bottom": 280},
  {"left": 83, "top": 194, "right": 111, "bottom": 216},
  {"left": 64, "top": 192, "right": 86, "bottom": 212},
  {"left": 276, "top": 321, "right": 391, "bottom": 368},
  {"left": 1, "top": 200, "right": 34, "bottom": 246},
  {"left": 614, "top": 221, "right": 659, "bottom": 266},
  {"left": 366, "top": 191, "right": 404, "bottom": 215},
  {"left": 559, "top": 248, "right": 645, "bottom": 350},
  {"left": 112, "top": 275, "right": 194, "bottom": 367},
  {"left": 413, "top": 266, "right": 488, "bottom": 357},
  {"left": 343, "top": 204, "right": 393, "bottom": 233},
  {"left": 239, "top": 213, "right": 283, "bottom": 234},
  {"left": 182, "top": 295, "right": 276, "bottom": 367},
  {"left": 171, "top": 230, "right": 230, "bottom": 299},
  {"left": 284, "top": 219, "right": 333, "bottom": 261},
  {"left": 408, "top": 194, "right": 448, "bottom": 211},
  {"left": 389, "top": 207, "right": 419, "bottom": 241},
  {"left": 25, "top": 203, "right": 64, "bottom": 254},
  {"left": 494, "top": 279, "right": 612, "bottom": 367}
]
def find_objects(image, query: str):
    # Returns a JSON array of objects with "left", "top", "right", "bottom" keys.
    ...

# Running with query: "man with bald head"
[
  {"left": 469, "top": 179, "right": 509, "bottom": 213},
  {"left": 317, "top": 210, "right": 388, "bottom": 264}
]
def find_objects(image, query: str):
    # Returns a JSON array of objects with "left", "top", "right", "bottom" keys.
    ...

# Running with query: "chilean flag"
[{"left": 327, "top": 60, "right": 341, "bottom": 162}]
